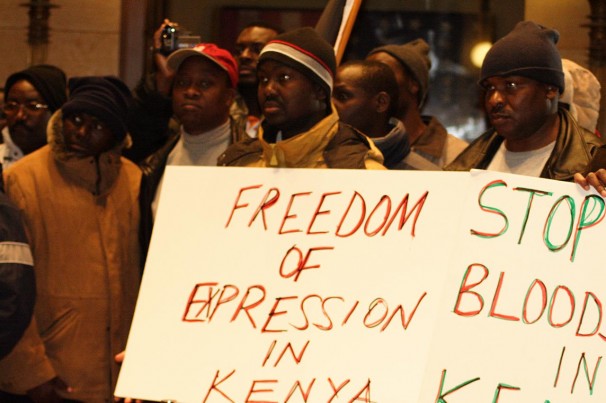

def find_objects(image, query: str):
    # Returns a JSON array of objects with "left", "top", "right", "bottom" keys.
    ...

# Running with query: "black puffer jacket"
[{"left": 0, "top": 168, "right": 35, "bottom": 360}]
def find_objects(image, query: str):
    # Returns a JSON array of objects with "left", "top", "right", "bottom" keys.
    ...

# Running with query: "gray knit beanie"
[
  {"left": 480, "top": 21, "right": 565, "bottom": 93},
  {"left": 368, "top": 39, "right": 431, "bottom": 106}
]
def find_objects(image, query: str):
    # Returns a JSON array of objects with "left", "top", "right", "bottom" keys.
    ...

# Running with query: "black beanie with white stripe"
[{"left": 259, "top": 27, "right": 336, "bottom": 99}]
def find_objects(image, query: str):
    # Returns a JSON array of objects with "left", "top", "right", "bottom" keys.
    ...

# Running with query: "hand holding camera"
[
  {"left": 151, "top": 19, "right": 201, "bottom": 96},
  {"left": 151, "top": 19, "right": 175, "bottom": 95},
  {"left": 154, "top": 19, "right": 200, "bottom": 56}
]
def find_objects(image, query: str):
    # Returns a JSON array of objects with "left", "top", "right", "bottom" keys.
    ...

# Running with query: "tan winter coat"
[
  {"left": 219, "top": 109, "right": 386, "bottom": 169},
  {"left": 0, "top": 111, "right": 141, "bottom": 402}
]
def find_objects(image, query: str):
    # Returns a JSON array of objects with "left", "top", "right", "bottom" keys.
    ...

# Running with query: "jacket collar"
[
  {"left": 446, "top": 108, "right": 601, "bottom": 181},
  {"left": 257, "top": 111, "right": 339, "bottom": 167},
  {"left": 412, "top": 116, "right": 449, "bottom": 161},
  {"left": 543, "top": 108, "right": 599, "bottom": 181}
]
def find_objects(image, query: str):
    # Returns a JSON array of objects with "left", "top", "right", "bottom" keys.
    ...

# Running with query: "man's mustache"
[
  {"left": 489, "top": 103, "right": 505, "bottom": 114},
  {"left": 263, "top": 96, "right": 283, "bottom": 105},
  {"left": 9, "top": 121, "right": 31, "bottom": 130}
]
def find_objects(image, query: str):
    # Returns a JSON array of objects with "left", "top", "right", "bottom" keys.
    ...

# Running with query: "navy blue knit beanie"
[
  {"left": 480, "top": 21, "right": 565, "bottom": 93},
  {"left": 5, "top": 64, "right": 67, "bottom": 112},
  {"left": 62, "top": 76, "right": 132, "bottom": 142}
]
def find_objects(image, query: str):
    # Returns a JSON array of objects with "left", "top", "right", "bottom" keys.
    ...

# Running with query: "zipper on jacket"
[
  {"left": 269, "top": 143, "right": 278, "bottom": 167},
  {"left": 94, "top": 156, "right": 102, "bottom": 196}
]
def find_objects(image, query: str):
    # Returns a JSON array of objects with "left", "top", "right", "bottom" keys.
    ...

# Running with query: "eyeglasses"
[{"left": 2, "top": 101, "right": 49, "bottom": 114}]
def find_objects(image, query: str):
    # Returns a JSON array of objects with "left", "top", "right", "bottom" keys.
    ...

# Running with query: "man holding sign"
[
  {"left": 218, "top": 27, "right": 385, "bottom": 169},
  {"left": 446, "top": 21, "right": 605, "bottom": 180}
]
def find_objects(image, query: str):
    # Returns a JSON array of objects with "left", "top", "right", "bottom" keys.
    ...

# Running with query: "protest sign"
[
  {"left": 116, "top": 166, "right": 467, "bottom": 402},
  {"left": 419, "top": 170, "right": 606, "bottom": 402},
  {"left": 115, "top": 167, "right": 605, "bottom": 402}
]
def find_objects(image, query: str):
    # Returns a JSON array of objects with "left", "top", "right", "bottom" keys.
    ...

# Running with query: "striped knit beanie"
[{"left": 259, "top": 27, "right": 336, "bottom": 98}]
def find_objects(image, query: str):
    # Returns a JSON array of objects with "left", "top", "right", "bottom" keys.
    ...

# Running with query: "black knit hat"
[
  {"left": 4, "top": 64, "right": 67, "bottom": 112},
  {"left": 480, "top": 21, "right": 565, "bottom": 93},
  {"left": 62, "top": 76, "right": 132, "bottom": 142},
  {"left": 368, "top": 39, "right": 431, "bottom": 106},
  {"left": 259, "top": 27, "right": 336, "bottom": 98}
]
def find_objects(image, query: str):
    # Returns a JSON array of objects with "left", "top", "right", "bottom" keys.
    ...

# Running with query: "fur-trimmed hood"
[{"left": 47, "top": 110, "right": 132, "bottom": 196}]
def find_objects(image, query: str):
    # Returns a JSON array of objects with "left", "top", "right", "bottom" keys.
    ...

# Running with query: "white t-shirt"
[
  {"left": 487, "top": 140, "right": 556, "bottom": 177},
  {"left": 151, "top": 120, "right": 231, "bottom": 218}
]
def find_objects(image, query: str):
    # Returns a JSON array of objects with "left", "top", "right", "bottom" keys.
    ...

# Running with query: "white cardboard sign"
[
  {"left": 419, "top": 170, "right": 606, "bottom": 402},
  {"left": 116, "top": 167, "right": 606, "bottom": 403}
]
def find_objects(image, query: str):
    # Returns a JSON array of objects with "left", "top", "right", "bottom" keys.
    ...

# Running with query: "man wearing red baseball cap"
[{"left": 139, "top": 42, "right": 249, "bottom": 263}]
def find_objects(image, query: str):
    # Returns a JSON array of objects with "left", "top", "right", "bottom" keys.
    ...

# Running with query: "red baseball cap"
[{"left": 167, "top": 43, "right": 239, "bottom": 88}]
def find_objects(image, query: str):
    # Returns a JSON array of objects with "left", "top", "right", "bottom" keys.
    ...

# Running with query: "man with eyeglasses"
[
  {"left": 2, "top": 65, "right": 67, "bottom": 169},
  {"left": 446, "top": 21, "right": 605, "bottom": 180}
]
